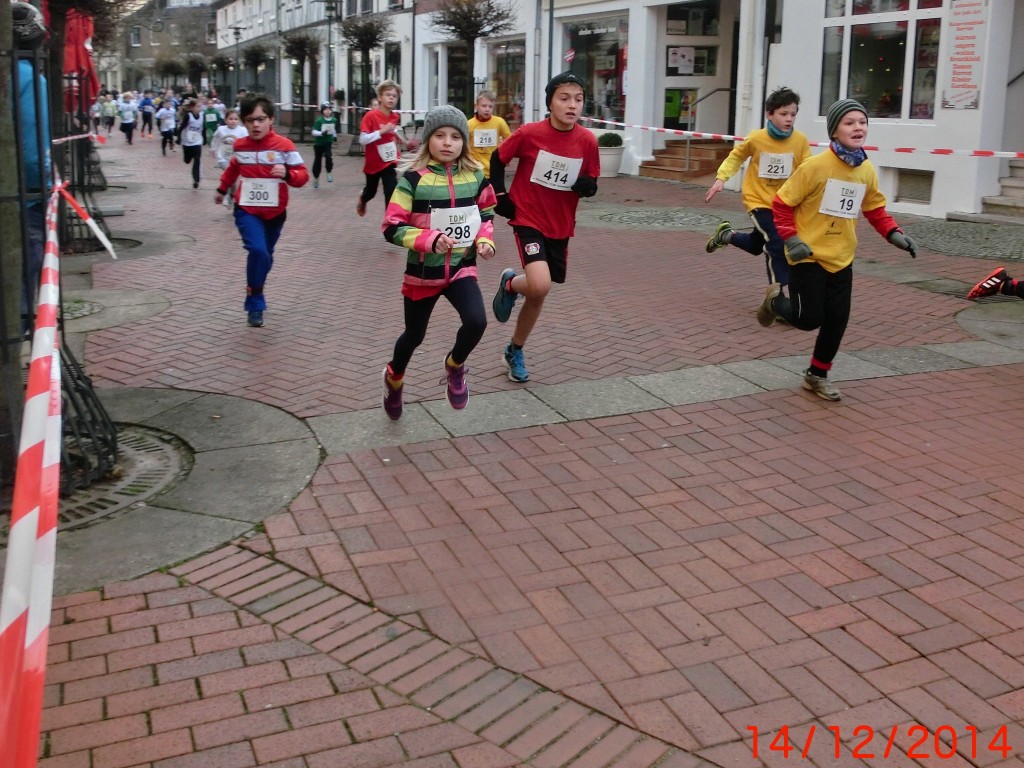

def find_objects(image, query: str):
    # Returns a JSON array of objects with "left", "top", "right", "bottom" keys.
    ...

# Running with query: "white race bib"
[
  {"left": 205, "top": 113, "right": 218, "bottom": 122},
  {"left": 819, "top": 178, "right": 866, "bottom": 219},
  {"left": 239, "top": 178, "right": 280, "bottom": 208},
  {"left": 377, "top": 142, "right": 398, "bottom": 163},
  {"left": 185, "top": 129, "right": 201, "bottom": 144},
  {"left": 430, "top": 205, "right": 482, "bottom": 248},
  {"left": 529, "top": 150, "right": 582, "bottom": 191},
  {"left": 758, "top": 152, "right": 794, "bottom": 179},
  {"left": 323, "top": 123, "right": 336, "bottom": 135},
  {"left": 473, "top": 129, "right": 498, "bottom": 148}
]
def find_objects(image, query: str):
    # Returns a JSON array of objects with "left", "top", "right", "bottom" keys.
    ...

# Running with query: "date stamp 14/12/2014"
[{"left": 747, "top": 725, "right": 1014, "bottom": 760}]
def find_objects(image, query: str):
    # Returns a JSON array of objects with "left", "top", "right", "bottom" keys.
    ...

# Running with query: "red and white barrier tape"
[
  {"left": 0, "top": 183, "right": 63, "bottom": 768},
  {"left": 59, "top": 186, "right": 116, "bottom": 260},
  {"left": 51, "top": 131, "right": 106, "bottom": 146},
  {"left": 581, "top": 116, "right": 1024, "bottom": 159}
]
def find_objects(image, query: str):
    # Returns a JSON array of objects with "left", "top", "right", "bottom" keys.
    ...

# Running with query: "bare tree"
[{"left": 339, "top": 13, "right": 393, "bottom": 107}]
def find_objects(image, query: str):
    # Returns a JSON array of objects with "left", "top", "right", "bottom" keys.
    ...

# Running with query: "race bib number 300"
[
  {"left": 818, "top": 178, "right": 866, "bottom": 218},
  {"left": 240, "top": 178, "right": 280, "bottom": 208},
  {"left": 530, "top": 150, "right": 582, "bottom": 191},
  {"left": 430, "top": 205, "right": 482, "bottom": 248}
]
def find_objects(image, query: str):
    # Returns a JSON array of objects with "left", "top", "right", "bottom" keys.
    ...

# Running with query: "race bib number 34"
[
  {"left": 240, "top": 178, "right": 280, "bottom": 208},
  {"left": 818, "top": 178, "right": 866, "bottom": 218},
  {"left": 530, "top": 150, "right": 582, "bottom": 191},
  {"left": 430, "top": 205, "right": 482, "bottom": 248}
]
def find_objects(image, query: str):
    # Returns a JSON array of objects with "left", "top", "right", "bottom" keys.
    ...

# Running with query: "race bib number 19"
[
  {"left": 239, "top": 178, "right": 280, "bottom": 208},
  {"left": 818, "top": 178, "right": 866, "bottom": 218},
  {"left": 529, "top": 150, "right": 582, "bottom": 191}
]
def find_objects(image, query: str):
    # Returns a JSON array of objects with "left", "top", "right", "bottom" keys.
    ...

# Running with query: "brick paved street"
[{"left": 36, "top": 136, "right": 1024, "bottom": 767}]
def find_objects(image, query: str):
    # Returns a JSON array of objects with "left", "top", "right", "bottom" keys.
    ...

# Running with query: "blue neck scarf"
[
  {"left": 766, "top": 121, "right": 792, "bottom": 140},
  {"left": 831, "top": 140, "right": 868, "bottom": 167}
]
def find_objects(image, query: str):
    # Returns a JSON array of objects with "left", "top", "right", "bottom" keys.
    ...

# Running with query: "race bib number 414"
[{"left": 529, "top": 150, "right": 582, "bottom": 191}]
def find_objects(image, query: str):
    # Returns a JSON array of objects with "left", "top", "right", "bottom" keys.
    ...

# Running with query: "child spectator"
[
  {"left": 310, "top": 101, "right": 340, "bottom": 189},
  {"left": 380, "top": 105, "right": 497, "bottom": 419},
  {"left": 215, "top": 96, "right": 309, "bottom": 327},
  {"left": 760, "top": 99, "right": 918, "bottom": 401},
  {"left": 705, "top": 87, "right": 811, "bottom": 309},
  {"left": 467, "top": 90, "right": 511, "bottom": 178},
  {"left": 489, "top": 72, "right": 600, "bottom": 383}
]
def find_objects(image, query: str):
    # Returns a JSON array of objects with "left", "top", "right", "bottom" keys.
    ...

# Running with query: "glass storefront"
[
  {"left": 489, "top": 41, "right": 526, "bottom": 130},
  {"left": 563, "top": 15, "right": 628, "bottom": 122}
]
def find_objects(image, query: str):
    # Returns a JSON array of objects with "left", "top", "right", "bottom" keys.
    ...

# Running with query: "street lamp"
[
  {"left": 318, "top": 0, "right": 339, "bottom": 97},
  {"left": 229, "top": 25, "right": 245, "bottom": 98}
]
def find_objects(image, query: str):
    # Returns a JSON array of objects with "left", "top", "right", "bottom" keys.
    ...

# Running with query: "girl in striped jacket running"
[{"left": 380, "top": 105, "right": 498, "bottom": 420}]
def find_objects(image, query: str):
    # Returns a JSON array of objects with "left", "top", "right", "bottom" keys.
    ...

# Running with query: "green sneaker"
[{"left": 705, "top": 221, "right": 733, "bottom": 253}]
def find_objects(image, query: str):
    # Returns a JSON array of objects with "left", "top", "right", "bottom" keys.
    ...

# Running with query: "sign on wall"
[{"left": 942, "top": 0, "right": 987, "bottom": 110}]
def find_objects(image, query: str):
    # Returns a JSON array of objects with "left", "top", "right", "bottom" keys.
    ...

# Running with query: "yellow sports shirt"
[
  {"left": 467, "top": 115, "right": 511, "bottom": 177},
  {"left": 714, "top": 128, "right": 810, "bottom": 211}
]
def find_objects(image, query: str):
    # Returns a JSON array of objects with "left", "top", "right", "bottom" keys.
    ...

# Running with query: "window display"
[{"left": 563, "top": 16, "right": 628, "bottom": 122}]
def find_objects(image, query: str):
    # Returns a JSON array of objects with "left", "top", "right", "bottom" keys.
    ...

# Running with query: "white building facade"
[{"left": 213, "top": 0, "right": 1023, "bottom": 218}]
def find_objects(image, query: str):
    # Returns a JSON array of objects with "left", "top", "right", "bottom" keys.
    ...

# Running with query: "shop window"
[
  {"left": 490, "top": 41, "right": 526, "bottom": 129},
  {"left": 917, "top": 0, "right": 943, "bottom": 7},
  {"left": 849, "top": 22, "right": 906, "bottom": 117},
  {"left": 206, "top": 22, "right": 217, "bottom": 44},
  {"left": 665, "top": 2, "right": 720, "bottom": 36},
  {"left": 826, "top": 0, "right": 846, "bottom": 17},
  {"left": 385, "top": 42, "right": 400, "bottom": 84},
  {"left": 447, "top": 45, "right": 472, "bottom": 113},
  {"left": 563, "top": 15, "right": 628, "bottom": 122},
  {"left": 170, "top": 24, "right": 181, "bottom": 45},
  {"left": 666, "top": 46, "right": 717, "bottom": 76},
  {"left": 130, "top": 26, "right": 141, "bottom": 47},
  {"left": 854, "top": 1, "right": 910, "bottom": 13},
  {"left": 910, "top": 17, "right": 939, "bottom": 118},
  {"left": 820, "top": 27, "right": 843, "bottom": 114}
]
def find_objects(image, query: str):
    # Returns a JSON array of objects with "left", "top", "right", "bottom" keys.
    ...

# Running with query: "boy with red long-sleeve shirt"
[
  {"left": 356, "top": 80, "right": 407, "bottom": 217},
  {"left": 215, "top": 97, "right": 309, "bottom": 327}
]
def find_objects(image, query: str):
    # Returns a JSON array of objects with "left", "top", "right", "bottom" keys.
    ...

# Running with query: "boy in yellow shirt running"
[
  {"left": 467, "top": 90, "right": 511, "bottom": 178},
  {"left": 705, "top": 87, "right": 810, "bottom": 304},
  {"left": 759, "top": 98, "right": 918, "bottom": 402}
]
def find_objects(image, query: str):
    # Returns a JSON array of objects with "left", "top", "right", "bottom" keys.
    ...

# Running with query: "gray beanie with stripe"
[
  {"left": 826, "top": 99, "right": 867, "bottom": 139},
  {"left": 422, "top": 105, "right": 470, "bottom": 146}
]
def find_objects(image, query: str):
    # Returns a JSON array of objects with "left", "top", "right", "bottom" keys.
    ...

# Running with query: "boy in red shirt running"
[
  {"left": 356, "top": 80, "right": 408, "bottom": 217},
  {"left": 215, "top": 96, "right": 309, "bottom": 327},
  {"left": 489, "top": 72, "right": 600, "bottom": 382}
]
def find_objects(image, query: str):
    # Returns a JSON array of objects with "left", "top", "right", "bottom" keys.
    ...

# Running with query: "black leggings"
[
  {"left": 390, "top": 277, "right": 487, "bottom": 375},
  {"left": 141, "top": 113, "right": 153, "bottom": 133},
  {"left": 161, "top": 129, "right": 175, "bottom": 153},
  {"left": 182, "top": 144, "right": 202, "bottom": 184},
  {"left": 773, "top": 261, "right": 852, "bottom": 367},
  {"left": 312, "top": 145, "right": 333, "bottom": 178},
  {"left": 360, "top": 166, "right": 397, "bottom": 206}
]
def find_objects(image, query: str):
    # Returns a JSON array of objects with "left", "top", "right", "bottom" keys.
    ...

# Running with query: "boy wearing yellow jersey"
[
  {"left": 705, "top": 88, "right": 810, "bottom": 298},
  {"left": 467, "top": 91, "right": 511, "bottom": 178},
  {"left": 760, "top": 98, "right": 918, "bottom": 401}
]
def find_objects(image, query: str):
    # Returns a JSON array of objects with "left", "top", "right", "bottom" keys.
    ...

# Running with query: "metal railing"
[{"left": 685, "top": 87, "right": 734, "bottom": 170}]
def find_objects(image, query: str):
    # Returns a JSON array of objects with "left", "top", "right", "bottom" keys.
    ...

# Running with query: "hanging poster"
[
  {"left": 666, "top": 46, "right": 695, "bottom": 76},
  {"left": 942, "top": 0, "right": 986, "bottom": 110}
]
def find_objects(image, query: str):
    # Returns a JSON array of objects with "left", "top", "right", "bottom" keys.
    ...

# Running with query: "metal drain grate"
[{"left": 0, "top": 426, "right": 191, "bottom": 546}]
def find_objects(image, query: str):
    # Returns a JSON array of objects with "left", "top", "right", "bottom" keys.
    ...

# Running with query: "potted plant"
[{"left": 597, "top": 131, "right": 624, "bottom": 177}]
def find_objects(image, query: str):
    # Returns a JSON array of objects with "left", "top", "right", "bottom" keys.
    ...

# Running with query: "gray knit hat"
[
  {"left": 422, "top": 105, "right": 469, "bottom": 146},
  {"left": 826, "top": 98, "right": 867, "bottom": 138}
]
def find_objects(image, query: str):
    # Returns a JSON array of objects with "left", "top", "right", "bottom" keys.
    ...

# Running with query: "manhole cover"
[
  {"left": 598, "top": 208, "right": 725, "bottom": 228},
  {"left": 63, "top": 298, "right": 104, "bottom": 320},
  {"left": 58, "top": 425, "right": 190, "bottom": 532},
  {"left": 903, "top": 221, "right": 1024, "bottom": 261}
]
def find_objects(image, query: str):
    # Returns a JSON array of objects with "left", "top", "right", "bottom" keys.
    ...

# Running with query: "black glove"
[
  {"left": 888, "top": 230, "right": 918, "bottom": 258},
  {"left": 571, "top": 175, "right": 598, "bottom": 198},
  {"left": 494, "top": 194, "right": 516, "bottom": 219},
  {"left": 784, "top": 236, "right": 812, "bottom": 262}
]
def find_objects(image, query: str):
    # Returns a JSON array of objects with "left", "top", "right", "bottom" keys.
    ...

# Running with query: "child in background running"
[
  {"left": 310, "top": 101, "right": 340, "bottom": 189},
  {"left": 356, "top": 80, "right": 407, "bottom": 217},
  {"left": 467, "top": 90, "right": 511, "bottom": 178},
  {"left": 118, "top": 94, "right": 138, "bottom": 144},
  {"left": 759, "top": 98, "right": 918, "bottom": 402},
  {"left": 139, "top": 90, "right": 156, "bottom": 139},
  {"left": 968, "top": 267, "right": 1024, "bottom": 300},
  {"left": 489, "top": 72, "right": 600, "bottom": 383},
  {"left": 202, "top": 96, "right": 223, "bottom": 145},
  {"left": 705, "top": 87, "right": 810, "bottom": 309},
  {"left": 210, "top": 109, "right": 248, "bottom": 207},
  {"left": 380, "top": 105, "right": 497, "bottom": 419},
  {"left": 215, "top": 96, "right": 309, "bottom": 328},
  {"left": 155, "top": 100, "right": 177, "bottom": 155},
  {"left": 177, "top": 98, "right": 205, "bottom": 189}
]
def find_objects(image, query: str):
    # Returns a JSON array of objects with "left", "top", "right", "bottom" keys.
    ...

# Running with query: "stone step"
[
  {"left": 947, "top": 210, "right": 1024, "bottom": 226},
  {"left": 642, "top": 154, "right": 720, "bottom": 171},
  {"left": 639, "top": 164, "right": 714, "bottom": 181},
  {"left": 998, "top": 176, "right": 1024, "bottom": 197},
  {"left": 982, "top": 195, "right": 1024, "bottom": 217}
]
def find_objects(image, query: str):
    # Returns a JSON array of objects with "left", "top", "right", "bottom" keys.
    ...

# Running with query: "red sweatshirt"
[{"left": 217, "top": 129, "right": 309, "bottom": 219}]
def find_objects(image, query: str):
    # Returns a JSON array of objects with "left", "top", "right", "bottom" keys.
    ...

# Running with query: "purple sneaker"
[
  {"left": 444, "top": 358, "right": 468, "bottom": 409},
  {"left": 382, "top": 365, "right": 403, "bottom": 420}
]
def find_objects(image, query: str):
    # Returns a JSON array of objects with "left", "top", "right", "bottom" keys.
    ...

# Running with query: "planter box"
[{"left": 599, "top": 146, "right": 624, "bottom": 177}]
